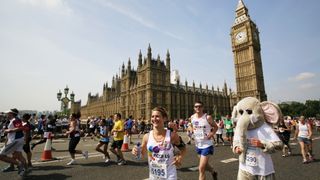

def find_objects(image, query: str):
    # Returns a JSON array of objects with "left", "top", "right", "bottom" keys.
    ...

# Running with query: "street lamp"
[
  {"left": 213, "top": 105, "right": 217, "bottom": 119},
  {"left": 57, "top": 85, "right": 75, "bottom": 116}
]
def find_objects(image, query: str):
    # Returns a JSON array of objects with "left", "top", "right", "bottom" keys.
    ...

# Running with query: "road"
[{"left": 0, "top": 131, "right": 319, "bottom": 180}]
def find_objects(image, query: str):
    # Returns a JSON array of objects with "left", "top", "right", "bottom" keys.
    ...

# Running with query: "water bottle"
[{"left": 136, "top": 142, "right": 141, "bottom": 160}]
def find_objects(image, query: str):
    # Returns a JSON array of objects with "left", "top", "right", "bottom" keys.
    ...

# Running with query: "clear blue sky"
[{"left": 1, "top": 0, "right": 319, "bottom": 112}]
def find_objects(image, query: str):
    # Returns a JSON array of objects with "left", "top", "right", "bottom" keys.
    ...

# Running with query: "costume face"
[{"left": 232, "top": 97, "right": 282, "bottom": 154}]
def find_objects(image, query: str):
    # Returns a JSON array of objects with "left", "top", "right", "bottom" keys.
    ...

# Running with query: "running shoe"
[
  {"left": 211, "top": 171, "right": 218, "bottom": 180},
  {"left": 2, "top": 165, "right": 15, "bottom": 172},
  {"left": 116, "top": 156, "right": 121, "bottom": 163},
  {"left": 31, "top": 143, "right": 36, "bottom": 150},
  {"left": 83, "top": 151, "right": 89, "bottom": 159},
  {"left": 308, "top": 156, "right": 315, "bottom": 162},
  {"left": 26, "top": 167, "right": 32, "bottom": 174},
  {"left": 66, "top": 159, "right": 76, "bottom": 165},
  {"left": 117, "top": 159, "right": 127, "bottom": 165},
  {"left": 105, "top": 159, "right": 110, "bottom": 163},
  {"left": 17, "top": 163, "right": 26, "bottom": 177}
]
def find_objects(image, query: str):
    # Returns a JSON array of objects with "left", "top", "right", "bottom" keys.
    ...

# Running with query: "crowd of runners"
[{"left": 0, "top": 103, "right": 319, "bottom": 179}]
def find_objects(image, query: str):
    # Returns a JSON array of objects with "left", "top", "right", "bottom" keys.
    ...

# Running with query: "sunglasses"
[{"left": 194, "top": 105, "right": 202, "bottom": 108}]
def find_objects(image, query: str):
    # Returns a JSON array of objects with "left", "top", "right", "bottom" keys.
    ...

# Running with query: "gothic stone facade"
[
  {"left": 80, "top": 45, "right": 231, "bottom": 120},
  {"left": 80, "top": 0, "right": 268, "bottom": 119}
]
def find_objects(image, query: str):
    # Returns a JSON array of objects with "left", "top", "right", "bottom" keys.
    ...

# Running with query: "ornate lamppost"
[
  {"left": 57, "top": 85, "right": 75, "bottom": 116},
  {"left": 213, "top": 105, "right": 217, "bottom": 119}
]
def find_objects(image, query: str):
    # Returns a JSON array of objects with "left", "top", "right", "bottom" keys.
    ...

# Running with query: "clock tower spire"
[{"left": 231, "top": 0, "right": 267, "bottom": 101}]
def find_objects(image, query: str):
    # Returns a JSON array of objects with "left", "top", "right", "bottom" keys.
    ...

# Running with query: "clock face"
[{"left": 235, "top": 31, "right": 247, "bottom": 43}]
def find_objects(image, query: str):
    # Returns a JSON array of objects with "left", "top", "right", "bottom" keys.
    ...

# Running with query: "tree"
[
  {"left": 278, "top": 100, "right": 320, "bottom": 118},
  {"left": 304, "top": 100, "right": 320, "bottom": 117}
]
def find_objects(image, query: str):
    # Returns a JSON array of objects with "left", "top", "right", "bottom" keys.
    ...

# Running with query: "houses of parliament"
[{"left": 75, "top": 0, "right": 267, "bottom": 120}]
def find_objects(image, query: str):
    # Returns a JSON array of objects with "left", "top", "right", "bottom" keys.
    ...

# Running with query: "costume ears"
[{"left": 260, "top": 101, "right": 282, "bottom": 124}]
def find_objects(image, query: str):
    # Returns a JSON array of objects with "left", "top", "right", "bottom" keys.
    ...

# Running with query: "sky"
[{"left": 0, "top": 0, "right": 319, "bottom": 112}]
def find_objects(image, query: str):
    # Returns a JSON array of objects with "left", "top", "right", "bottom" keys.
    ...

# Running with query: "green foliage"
[{"left": 278, "top": 100, "right": 320, "bottom": 117}]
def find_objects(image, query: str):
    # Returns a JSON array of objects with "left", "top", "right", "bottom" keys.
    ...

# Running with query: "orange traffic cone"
[
  {"left": 41, "top": 132, "right": 53, "bottom": 161},
  {"left": 121, "top": 134, "right": 130, "bottom": 152}
]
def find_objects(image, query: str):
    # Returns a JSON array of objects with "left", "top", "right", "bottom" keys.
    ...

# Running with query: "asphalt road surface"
[{"left": 0, "top": 131, "right": 319, "bottom": 180}]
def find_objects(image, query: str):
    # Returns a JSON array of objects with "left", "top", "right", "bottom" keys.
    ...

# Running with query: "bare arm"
[
  {"left": 66, "top": 121, "right": 75, "bottom": 134},
  {"left": 5, "top": 127, "right": 23, "bottom": 133},
  {"left": 111, "top": 121, "right": 124, "bottom": 133},
  {"left": 171, "top": 132, "right": 186, "bottom": 167},
  {"left": 294, "top": 124, "right": 299, "bottom": 139},
  {"left": 308, "top": 124, "right": 313, "bottom": 139},
  {"left": 207, "top": 115, "right": 218, "bottom": 138}
]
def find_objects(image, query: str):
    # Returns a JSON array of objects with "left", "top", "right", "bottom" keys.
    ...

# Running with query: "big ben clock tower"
[{"left": 231, "top": 0, "right": 267, "bottom": 101}]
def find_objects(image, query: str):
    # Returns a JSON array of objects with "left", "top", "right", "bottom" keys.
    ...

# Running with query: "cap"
[{"left": 5, "top": 108, "right": 19, "bottom": 115}]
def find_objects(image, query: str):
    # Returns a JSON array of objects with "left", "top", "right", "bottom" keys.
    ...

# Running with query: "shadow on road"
[
  {"left": 179, "top": 165, "right": 199, "bottom": 172},
  {"left": 80, "top": 160, "right": 148, "bottom": 167},
  {"left": 31, "top": 165, "right": 73, "bottom": 171},
  {"left": 25, "top": 173, "right": 72, "bottom": 180},
  {"left": 52, "top": 149, "right": 69, "bottom": 152}
]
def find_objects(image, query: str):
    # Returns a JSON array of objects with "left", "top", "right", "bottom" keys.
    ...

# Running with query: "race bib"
[
  {"left": 74, "top": 133, "right": 80, "bottom": 137},
  {"left": 226, "top": 124, "right": 231, "bottom": 129},
  {"left": 44, "top": 132, "right": 50, "bottom": 138},
  {"left": 150, "top": 161, "right": 167, "bottom": 179},
  {"left": 245, "top": 149, "right": 258, "bottom": 166},
  {"left": 194, "top": 129, "right": 205, "bottom": 140},
  {"left": 47, "top": 124, "right": 53, "bottom": 128}
]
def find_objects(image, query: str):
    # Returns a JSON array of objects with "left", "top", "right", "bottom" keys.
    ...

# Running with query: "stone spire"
[
  {"left": 234, "top": 0, "right": 250, "bottom": 25},
  {"left": 157, "top": 54, "right": 161, "bottom": 66},
  {"left": 224, "top": 80, "right": 228, "bottom": 95},
  {"left": 138, "top": 50, "right": 142, "bottom": 67},
  {"left": 127, "top": 58, "right": 131, "bottom": 70},
  {"left": 166, "top": 49, "right": 170, "bottom": 70},
  {"left": 147, "top": 43, "right": 152, "bottom": 60},
  {"left": 121, "top": 63, "right": 125, "bottom": 76},
  {"left": 236, "top": 0, "right": 245, "bottom": 11}
]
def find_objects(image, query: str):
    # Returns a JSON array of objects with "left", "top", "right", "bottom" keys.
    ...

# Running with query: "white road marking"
[
  {"left": 188, "top": 166, "right": 199, "bottom": 171},
  {"left": 221, "top": 158, "right": 238, "bottom": 163},
  {"left": 32, "top": 152, "right": 102, "bottom": 165},
  {"left": 312, "top": 136, "right": 320, "bottom": 140}
]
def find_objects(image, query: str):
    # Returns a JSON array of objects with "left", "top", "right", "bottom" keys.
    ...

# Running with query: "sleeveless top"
[
  {"left": 298, "top": 122, "right": 309, "bottom": 138},
  {"left": 147, "top": 130, "right": 176, "bottom": 180},
  {"left": 99, "top": 125, "right": 109, "bottom": 142},
  {"left": 70, "top": 119, "right": 81, "bottom": 138},
  {"left": 7, "top": 118, "right": 24, "bottom": 143},
  {"left": 191, "top": 113, "right": 213, "bottom": 149}
]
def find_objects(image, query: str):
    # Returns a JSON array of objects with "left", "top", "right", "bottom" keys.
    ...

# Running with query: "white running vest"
[
  {"left": 298, "top": 122, "right": 309, "bottom": 138},
  {"left": 147, "top": 130, "right": 176, "bottom": 180},
  {"left": 191, "top": 113, "right": 213, "bottom": 148}
]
